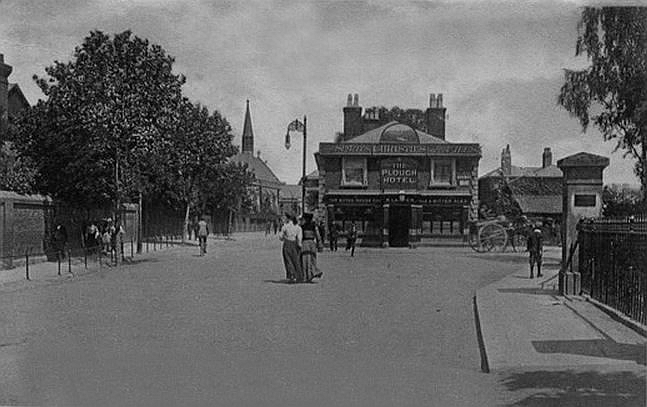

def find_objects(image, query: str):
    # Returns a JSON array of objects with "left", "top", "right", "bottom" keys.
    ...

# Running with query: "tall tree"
[
  {"left": 558, "top": 7, "right": 647, "bottom": 203},
  {"left": 159, "top": 98, "right": 242, "bottom": 240},
  {"left": 14, "top": 30, "right": 185, "bottom": 211}
]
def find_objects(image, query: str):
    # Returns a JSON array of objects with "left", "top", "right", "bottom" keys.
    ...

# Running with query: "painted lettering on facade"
[
  {"left": 319, "top": 143, "right": 481, "bottom": 156},
  {"left": 381, "top": 158, "right": 418, "bottom": 189}
]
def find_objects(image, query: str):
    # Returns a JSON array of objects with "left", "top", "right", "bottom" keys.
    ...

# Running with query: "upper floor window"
[
  {"left": 342, "top": 157, "right": 367, "bottom": 187},
  {"left": 430, "top": 158, "right": 455, "bottom": 186}
]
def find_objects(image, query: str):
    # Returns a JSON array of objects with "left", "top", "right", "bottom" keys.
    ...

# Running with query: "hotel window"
[
  {"left": 430, "top": 158, "right": 455, "bottom": 186},
  {"left": 342, "top": 157, "right": 367, "bottom": 186}
]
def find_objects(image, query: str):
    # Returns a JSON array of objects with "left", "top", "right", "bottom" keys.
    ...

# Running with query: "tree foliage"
[
  {"left": 364, "top": 106, "right": 427, "bottom": 131},
  {"left": 0, "top": 116, "right": 37, "bottom": 194},
  {"left": 602, "top": 184, "right": 643, "bottom": 216},
  {"left": 558, "top": 7, "right": 647, "bottom": 202},
  {"left": 14, "top": 30, "right": 185, "bottom": 208}
]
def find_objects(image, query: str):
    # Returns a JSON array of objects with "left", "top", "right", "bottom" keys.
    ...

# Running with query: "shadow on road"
[
  {"left": 263, "top": 279, "right": 319, "bottom": 285},
  {"left": 501, "top": 368, "right": 646, "bottom": 406},
  {"left": 532, "top": 339, "right": 646, "bottom": 366},
  {"left": 498, "top": 287, "right": 558, "bottom": 295}
]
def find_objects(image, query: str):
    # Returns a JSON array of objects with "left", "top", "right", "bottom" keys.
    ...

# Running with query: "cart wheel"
[
  {"left": 468, "top": 223, "right": 487, "bottom": 252},
  {"left": 511, "top": 231, "right": 527, "bottom": 253},
  {"left": 479, "top": 223, "right": 508, "bottom": 252}
]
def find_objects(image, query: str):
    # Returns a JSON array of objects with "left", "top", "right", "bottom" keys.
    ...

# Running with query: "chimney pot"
[
  {"left": 437, "top": 94, "right": 443, "bottom": 108},
  {"left": 347, "top": 94, "right": 352, "bottom": 106},
  {"left": 429, "top": 93, "right": 436, "bottom": 108},
  {"left": 353, "top": 93, "right": 359, "bottom": 106},
  {"left": 542, "top": 147, "right": 553, "bottom": 168}
]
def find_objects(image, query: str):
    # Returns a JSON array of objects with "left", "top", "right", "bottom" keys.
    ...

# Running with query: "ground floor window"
[{"left": 422, "top": 206, "right": 465, "bottom": 236}]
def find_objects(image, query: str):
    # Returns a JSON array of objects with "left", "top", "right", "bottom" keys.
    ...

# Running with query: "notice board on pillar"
[{"left": 381, "top": 157, "right": 418, "bottom": 189}]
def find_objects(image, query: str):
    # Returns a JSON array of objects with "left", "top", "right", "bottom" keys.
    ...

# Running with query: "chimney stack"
[
  {"left": 542, "top": 147, "right": 552, "bottom": 168},
  {"left": 425, "top": 92, "right": 446, "bottom": 140},
  {"left": 501, "top": 144, "right": 512, "bottom": 177},
  {"left": 342, "top": 93, "right": 362, "bottom": 141}
]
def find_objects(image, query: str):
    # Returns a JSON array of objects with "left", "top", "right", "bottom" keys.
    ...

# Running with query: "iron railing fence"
[
  {"left": 1, "top": 234, "right": 188, "bottom": 280},
  {"left": 578, "top": 214, "right": 647, "bottom": 325}
]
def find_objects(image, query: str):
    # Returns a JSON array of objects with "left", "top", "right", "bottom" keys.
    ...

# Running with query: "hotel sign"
[
  {"left": 319, "top": 143, "right": 481, "bottom": 156},
  {"left": 381, "top": 158, "right": 418, "bottom": 189}
]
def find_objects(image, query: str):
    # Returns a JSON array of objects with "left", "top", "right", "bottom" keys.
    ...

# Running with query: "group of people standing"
[
  {"left": 279, "top": 214, "right": 360, "bottom": 283},
  {"left": 279, "top": 213, "right": 324, "bottom": 283}
]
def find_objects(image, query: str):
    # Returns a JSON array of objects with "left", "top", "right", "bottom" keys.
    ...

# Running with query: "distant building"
[
  {"left": 479, "top": 145, "right": 563, "bottom": 222},
  {"left": 278, "top": 183, "right": 301, "bottom": 216},
  {"left": 227, "top": 100, "right": 283, "bottom": 232},
  {"left": 0, "top": 54, "right": 30, "bottom": 137},
  {"left": 315, "top": 93, "right": 481, "bottom": 247}
]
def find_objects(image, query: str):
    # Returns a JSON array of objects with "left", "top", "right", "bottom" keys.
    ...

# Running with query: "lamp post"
[{"left": 285, "top": 115, "right": 307, "bottom": 215}]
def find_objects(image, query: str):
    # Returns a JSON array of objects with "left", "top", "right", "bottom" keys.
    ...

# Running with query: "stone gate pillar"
[{"left": 557, "top": 152, "right": 609, "bottom": 295}]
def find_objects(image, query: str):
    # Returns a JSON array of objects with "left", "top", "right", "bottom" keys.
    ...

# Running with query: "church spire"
[{"left": 242, "top": 99, "right": 254, "bottom": 154}]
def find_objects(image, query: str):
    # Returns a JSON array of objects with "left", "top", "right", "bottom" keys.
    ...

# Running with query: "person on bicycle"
[{"left": 197, "top": 217, "right": 209, "bottom": 255}]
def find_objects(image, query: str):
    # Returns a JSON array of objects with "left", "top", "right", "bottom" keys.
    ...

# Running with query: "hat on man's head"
[{"left": 303, "top": 213, "right": 313, "bottom": 222}]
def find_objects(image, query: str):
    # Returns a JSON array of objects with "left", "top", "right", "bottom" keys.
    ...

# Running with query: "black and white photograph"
[{"left": 0, "top": 1, "right": 645, "bottom": 406}]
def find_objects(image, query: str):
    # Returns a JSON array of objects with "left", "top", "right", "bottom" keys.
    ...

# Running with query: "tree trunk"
[{"left": 183, "top": 202, "right": 190, "bottom": 243}]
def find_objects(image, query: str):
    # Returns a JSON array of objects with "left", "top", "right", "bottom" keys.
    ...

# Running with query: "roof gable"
[
  {"left": 346, "top": 121, "right": 447, "bottom": 144},
  {"left": 232, "top": 152, "right": 282, "bottom": 185},
  {"left": 557, "top": 152, "right": 609, "bottom": 168}
]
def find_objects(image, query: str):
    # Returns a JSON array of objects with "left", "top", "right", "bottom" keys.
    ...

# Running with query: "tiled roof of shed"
[{"left": 515, "top": 195, "right": 562, "bottom": 215}]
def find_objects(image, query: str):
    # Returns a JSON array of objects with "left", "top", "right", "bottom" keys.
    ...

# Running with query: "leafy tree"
[
  {"left": 558, "top": 7, "right": 647, "bottom": 203},
  {"left": 14, "top": 30, "right": 185, "bottom": 212},
  {"left": 157, "top": 99, "right": 241, "bottom": 240},
  {"left": 602, "top": 184, "right": 643, "bottom": 216},
  {"left": 0, "top": 116, "right": 36, "bottom": 193},
  {"left": 202, "top": 162, "right": 254, "bottom": 234},
  {"left": 364, "top": 106, "right": 427, "bottom": 131}
]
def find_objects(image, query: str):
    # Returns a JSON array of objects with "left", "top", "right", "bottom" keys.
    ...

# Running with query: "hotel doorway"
[{"left": 389, "top": 205, "right": 410, "bottom": 247}]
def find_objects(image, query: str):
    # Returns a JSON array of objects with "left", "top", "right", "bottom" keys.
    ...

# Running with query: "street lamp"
[{"left": 285, "top": 115, "right": 307, "bottom": 215}]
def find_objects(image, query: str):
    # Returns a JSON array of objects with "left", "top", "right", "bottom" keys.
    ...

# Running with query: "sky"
[{"left": 0, "top": 0, "right": 639, "bottom": 185}]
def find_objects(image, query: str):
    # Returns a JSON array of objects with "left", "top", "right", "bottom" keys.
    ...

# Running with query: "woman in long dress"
[
  {"left": 279, "top": 213, "right": 302, "bottom": 283},
  {"left": 301, "top": 213, "right": 322, "bottom": 282}
]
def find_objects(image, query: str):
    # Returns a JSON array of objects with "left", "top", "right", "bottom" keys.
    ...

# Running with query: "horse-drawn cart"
[{"left": 468, "top": 216, "right": 529, "bottom": 253}]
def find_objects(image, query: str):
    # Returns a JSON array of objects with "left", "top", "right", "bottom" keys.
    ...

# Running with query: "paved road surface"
[{"left": 0, "top": 234, "right": 537, "bottom": 406}]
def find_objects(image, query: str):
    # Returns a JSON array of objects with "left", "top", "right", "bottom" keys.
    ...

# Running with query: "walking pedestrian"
[
  {"left": 329, "top": 223, "right": 338, "bottom": 252},
  {"left": 346, "top": 223, "right": 357, "bottom": 257},
  {"left": 279, "top": 213, "right": 302, "bottom": 283},
  {"left": 272, "top": 218, "right": 278, "bottom": 235},
  {"left": 527, "top": 223, "right": 543, "bottom": 278},
  {"left": 301, "top": 213, "right": 323, "bottom": 282},
  {"left": 317, "top": 220, "right": 326, "bottom": 251},
  {"left": 52, "top": 223, "right": 68, "bottom": 260},
  {"left": 197, "top": 217, "right": 209, "bottom": 255}
]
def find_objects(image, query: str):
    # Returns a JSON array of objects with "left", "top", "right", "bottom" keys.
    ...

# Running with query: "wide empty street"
[{"left": 1, "top": 234, "right": 534, "bottom": 406}]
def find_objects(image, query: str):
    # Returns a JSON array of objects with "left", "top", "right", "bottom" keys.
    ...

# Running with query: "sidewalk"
[
  {"left": 0, "top": 239, "right": 199, "bottom": 290},
  {"left": 475, "top": 247, "right": 646, "bottom": 372}
]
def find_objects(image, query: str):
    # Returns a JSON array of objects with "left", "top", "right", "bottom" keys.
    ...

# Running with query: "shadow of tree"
[
  {"left": 498, "top": 287, "right": 559, "bottom": 295},
  {"left": 501, "top": 369, "right": 646, "bottom": 406},
  {"left": 532, "top": 339, "right": 646, "bottom": 365}
]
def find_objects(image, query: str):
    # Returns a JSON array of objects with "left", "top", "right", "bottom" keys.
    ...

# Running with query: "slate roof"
[
  {"left": 515, "top": 195, "right": 562, "bottom": 215},
  {"left": 346, "top": 121, "right": 448, "bottom": 144},
  {"left": 231, "top": 152, "right": 282, "bottom": 187},
  {"left": 279, "top": 184, "right": 301, "bottom": 199},
  {"left": 481, "top": 165, "right": 562, "bottom": 179}
]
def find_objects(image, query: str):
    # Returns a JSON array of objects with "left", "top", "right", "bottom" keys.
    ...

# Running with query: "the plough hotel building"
[{"left": 315, "top": 94, "right": 481, "bottom": 247}]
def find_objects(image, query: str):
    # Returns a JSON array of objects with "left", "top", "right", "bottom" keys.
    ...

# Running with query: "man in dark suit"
[{"left": 527, "top": 224, "right": 543, "bottom": 278}]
